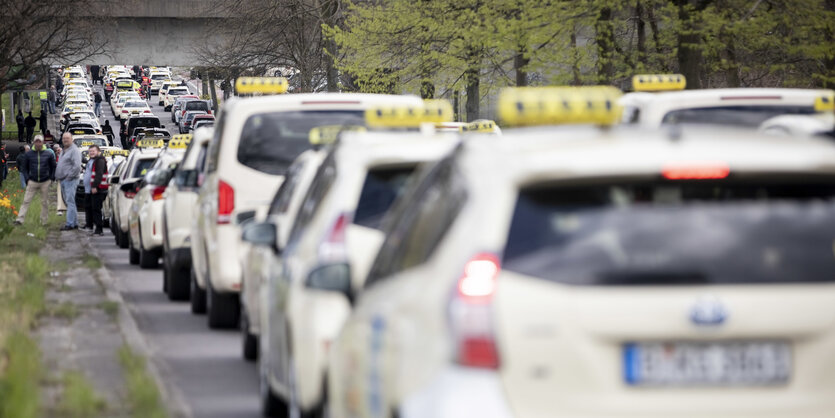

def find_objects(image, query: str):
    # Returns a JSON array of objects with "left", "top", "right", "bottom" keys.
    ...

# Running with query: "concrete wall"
[{"left": 87, "top": 0, "right": 232, "bottom": 18}]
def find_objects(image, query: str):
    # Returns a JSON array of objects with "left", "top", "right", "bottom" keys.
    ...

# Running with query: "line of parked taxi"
[{"left": 99, "top": 73, "right": 835, "bottom": 418}]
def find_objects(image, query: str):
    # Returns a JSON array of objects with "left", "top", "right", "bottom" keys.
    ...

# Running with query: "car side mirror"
[
  {"left": 119, "top": 181, "right": 136, "bottom": 193},
  {"left": 110, "top": 175, "right": 120, "bottom": 185},
  {"left": 305, "top": 263, "right": 353, "bottom": 304},
  {"left": 241, "top": 221, "right": 276, "bottom": 248},
  {"left": 236, "top": 210, "right": 257, "bottom": 225}
]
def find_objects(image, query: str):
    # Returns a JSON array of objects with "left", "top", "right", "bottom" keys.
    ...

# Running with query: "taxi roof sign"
[
  {"left": 460, "top": 119, "right": 497, "bottom": 133},
  {"left": 168, "top": 134, "right": 193, "bottom": 149},
  {"left": 632, "top": 74, "right": 686, "bottom": 92},
  {"left": 102, "top": 149, "right": 130, "bottom": 157},
  {"left": 365, "top": 99, "right": 454, "bottom": 128},
  {"left": 814, "top": 92, "right": 834, "bottom": 112},
  {"left": 235, "top": 77, "right": 289, "bottom": 95},
  {"left": 498, "top": 86, "right": 623, "bottom": 127},
  {"left": 309, "top": 125, "right": 367, "bottom": 146},
  {"left": 135, "top": 139, "right": 165, "bottom": 149}
]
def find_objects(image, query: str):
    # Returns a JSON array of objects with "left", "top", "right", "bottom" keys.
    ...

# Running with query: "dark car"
[
  {"left": 179, "top": 111, "right": 207, "bottom": 134},
  {"left": 132, "top": 128, "right": 172, "bottom": 147},
  {"left": 186, "top": 114, "right": 215, "bottom": 132},
  {"left": 177, "top": 100, "right": 211, "bottom": 122},
  {"left": 121, "top": 115, "right": 162, "bottom": 149}
]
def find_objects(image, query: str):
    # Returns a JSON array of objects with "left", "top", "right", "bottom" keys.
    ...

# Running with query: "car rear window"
[
  {"left": 236, "top": 110, "right": 365, "bottom": 176},
  {"left": 151, "top": 74, "right": 167, "bottom": 80},
  {"left": 125, "top": 101, "right": 145, "bottom": 108},
  {"left": 185, "top": 101, "right": 209, "bottom": 112},
  {"left": 132, "top": 159, "right": 156, "bottom": 178},
  {"left": 354, "top": 165, "right": 418, "bottom": 229},
  {"left": 661, "top": 105, "right": 815, "bottom": 127},
  {"left": 168, "top": 89, "right": 188, "bottom": 95},
  {"left": 503, "top": 177, "right": 835, "bottom": 285}
]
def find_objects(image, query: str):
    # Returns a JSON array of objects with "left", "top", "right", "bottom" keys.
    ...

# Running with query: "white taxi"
[
  {"left": 237, "top": 147, "right": 328, "bottom": 361},
  {"left": 150, "top": 72, "right": 171, "bottom": 94},
  {"left": 163, "top": 86, "right": 191, "bottom": 111},
  {"left": 162, "top": 128, "right": 214, "bottom": 301},
  {"left": 191, "top": 76, "right": 424, "bottom": 329},
  {"left": 254, "top": 102, "right": 459, "bottom": 418},
  {"left": 119, "top": 100, "right": 152, "bottom": 120},
  {"left": 621, "top": 74, "right": 835, "bottom": 129},
  {"left": 326, "top": 86, "right": 835, "bottom": 418},
  {"left": 128, "top": 135, "right": 191, "bottom": 269},
  {"left": 158, "top": 80, "right": 181, "bottom": 106},
  {"left": 102, "top": 149, "right": 131, "bottom": 225},
  {"left": 111, "top": 139, "right": 164, "bottom": 253}
]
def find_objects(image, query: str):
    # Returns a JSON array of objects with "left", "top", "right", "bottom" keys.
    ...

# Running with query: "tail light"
[
  {"left": 318, "top": 212, "right": 351, "bottom": 261},
  {"left": 449, "top": 253, "right": 501, "bottom": 369},
  {"left": 217, "top": 180, "right": 234, "bottom": 224},
  {"left": 144, "top": 110, "right": 151, "bottom": 114},
  {"left": 124, "top": 190, "right": 137, "bottom": 199},
  {"left": 151, "top": 186, "right": 166, "bottom": 201},
  {"left": 122, "top": 110, "right": 128, "bottom": 114}
]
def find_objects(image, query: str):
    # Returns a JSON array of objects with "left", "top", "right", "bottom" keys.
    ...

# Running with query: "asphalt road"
[{"left": 90, "top": 81, "right": 262, "bottom": 418}]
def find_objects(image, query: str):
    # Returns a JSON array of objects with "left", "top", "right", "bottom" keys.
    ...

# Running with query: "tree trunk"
[
  {"left": 325, "top": 39, "right": 339, "bottom": 92},
  {"left": 596, "top": 6, "right": 615, "bottom": 83},
  {"left": 514, "top": 52, "right": 529, "bottom": 87},
  {"left": 465, "top": 67, "right": 480, "bottom": 121},
  {"left": 676, "top": 0, "right": 706, "bottom": 89},
  {"left": 453, "top": 90, "right": 460, "bottom": 122},
  {"left": 201, "top": 70, "right": 209, "bottom": 97},
  {"left": 636, "top": 1, "right": 647, "bottom": 65},
  {"left": 209, "top": 78, "right": 218, "bottom": 113},
  {"left": 724, "top": 38, "right": 741, "bottom": 87},
  {"left": 571, "top": 29, "right": 581, "bottom": 85}
]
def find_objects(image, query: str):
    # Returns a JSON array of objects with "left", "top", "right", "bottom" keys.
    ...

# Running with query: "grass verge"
[
  {"left": 118, "top": 345, "right": 167, "bottom": 418},
  {"left": 58, "top": 371, "right": 106, "bottom": 418}
]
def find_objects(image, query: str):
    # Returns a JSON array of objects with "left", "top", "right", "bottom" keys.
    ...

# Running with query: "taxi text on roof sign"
[
  {"left": 168, "top": 134, "right": 193, "bottom": 149},
  {"left": 460, "top": 119, "right": 497, "bottom": 133},
  {"left": 309, "top": 125, "right": 367, "bottom": 146},
  {"left": 498, "top": 86, "right": 623, "bottom": 127},
  {"left": 365, "top": 99, "right": 454, "bottom": 128},
  {"left": 632, "top": 74, "right": 686, "bottom": 92},
  {"left": 102, "top": 149, "right": 130, "bottom": 157},
  {"left": 135, "top": 139, "right": 165, "bottom": 149},
  {"left": 235, "top": 77, "right": 289, "bottom": 95}
]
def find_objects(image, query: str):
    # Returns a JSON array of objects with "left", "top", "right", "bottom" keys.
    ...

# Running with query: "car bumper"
[{"left": 400, "top": 366, "right": 513, "bottom": 418}]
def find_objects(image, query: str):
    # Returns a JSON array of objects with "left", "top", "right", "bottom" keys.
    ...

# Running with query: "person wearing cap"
[
  {"left": 15, "top": 135, "right": 56, "bottom": 226},
  {"left": 55, "top": 133, "right": 80, "bottom": 225}
]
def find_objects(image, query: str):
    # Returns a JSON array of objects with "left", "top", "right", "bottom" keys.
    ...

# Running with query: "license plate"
[{"left": 623, "top": 341, "right": 791, "bottom": 386}]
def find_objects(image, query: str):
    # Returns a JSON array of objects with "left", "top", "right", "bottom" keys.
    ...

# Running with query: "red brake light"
[
  {"left": 217, "top": 180, "right": 234, "bottom": 224},
  {"left": 451, "top": 253, "right": 501, "bottom": 369},
  {"left": 124, "top": 190, "right": 137, "bottom": 199},
  {"left": 151, "top": 186, "right": 166, "bottom": 201},
  {"left": 122, "top": 110, "right": 128, "bottom": 113},
  {"left": 662, "top": 163, "right": 730, "bottom": 180}
]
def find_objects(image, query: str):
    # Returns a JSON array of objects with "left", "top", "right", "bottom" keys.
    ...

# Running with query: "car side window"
[
  {"left": 287, "top": 151, "right": 336, "bottom": 246},
  {"left": 365, "top": 156, "right": 467, "bottom": 289},
  {"left": 206, "top": 114, "right": 224, "bottom": 173},
  {"left": 268, "top": 159, "right": 305, "bottom": 215}
]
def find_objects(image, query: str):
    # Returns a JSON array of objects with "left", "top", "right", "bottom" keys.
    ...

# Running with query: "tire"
[
  {"left": 128, "top": 236, "right": 140, "bottom": 265},
  {"left": 190, "top": 268, "right": 207, "bottom": 314},
  {"left": 162, "top": 259, "right": 169, "bottom": 293},
  {"left": 118, "top": 228, "right": 129, "bottom": 249},
  {"left": 260, "top": 364, "right": 288, "bottom": 418},
  {"left": 241, "top": 308, "right": 258, "bottom": 361},
  {"left": 207, "top": 279, "right": 240, "bottom": 329},
  {"left": 166, "top": 255, "right": 191, "bottom": 301},
  {"left": 139, "top": 246, "right": 159, "bottom": 268}
]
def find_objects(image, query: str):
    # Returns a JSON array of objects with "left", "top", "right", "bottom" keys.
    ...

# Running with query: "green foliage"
[
  {"left": 59, "top": 371, "right": 106, "bottom": 418},
  {"left": 118, "top": 346, "right": 167, "bottom": 418},
  {"left": 0, "top": 332, "right": 42, "bottom": 418}
]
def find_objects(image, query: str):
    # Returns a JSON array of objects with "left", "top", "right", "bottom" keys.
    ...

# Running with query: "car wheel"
[
  {"left": 190, "top": 267, "right": 207, "bottom": 314},
  {"left": 167, "top": 256, "right": 191, "bottom": 301},
  {"left": 260, "top": 362, "right": 288, "bottom": 418},
  {"left": 118, "top": 228, "right": 129, "bottom": 249},
  {"left": 128, "top": 236, "right": 140, "bottom": 265},
  {"left": 138, "top": 226, "right": 159, "bottom": 269},
  {"left": 207, "top": 279, "right": 240, "bottom": 329},
  {"left": 162, "top": 256, "right": 169, "bottom": 293},
  {"left": 241, "top": 306, "right": 258, "bottom": 361}
]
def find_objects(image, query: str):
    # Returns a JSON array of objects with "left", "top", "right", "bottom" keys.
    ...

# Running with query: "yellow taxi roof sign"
[
  {"left": 102, "top": 149, "right": 130, "bottom": 157},
  {"left": 168, "top": 134, "right": 193, "bottom": 149},
  {"left": 235, "top": 77, "right": 289, "bottom": 95},
  {"left": 632, "top": 74, "right": 686, "bottom": 92},
  {"left": 365, "top": 99, "right": 454, "bottom": 128},
  {"left": 309, "top": 125, "right": 367, "bottom": 146},
  {"left": 814, "top": 92, "right": 834, "bottom": 112},
  {"left": 498, "top": 86, "right": 623, "bottom": 127},
  {"left": 460, "top": 119, "right": 498, "bottom": 133},
  {"left": 135, "top": 139, "right": 165, "bottom": 149}
]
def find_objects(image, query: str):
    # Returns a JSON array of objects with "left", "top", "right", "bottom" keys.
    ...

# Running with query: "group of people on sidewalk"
[
  {"left": 14, "top": 133, "right": 107, "bottom": 235},
  {"left": 15, "top": 110, "right": 49, "bottom": 144}
]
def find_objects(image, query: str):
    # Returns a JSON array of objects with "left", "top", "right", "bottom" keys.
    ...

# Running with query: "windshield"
[
  {"left": 237, "top": 110, "right": 365, "bottom": 176},
  {"left": 168, "top": 89, "right": 188, "bottom": 95},
  {"left": 151, "top": 74, "right": 168, "bottom": 80},
  {"left": 661, "top": 105, "right": 816, "bottom": 127},
  {"left": 70, "top": 128, "right": 97, "bottom": 135},
  {"left": 132, "top": 159, "right": 156, "bottom": 178},
  {"left": 125, "top": 102, "right": 146, "bottom": 108},
  {"left": 503, "top": 178, "right": 835, "bottom": 285},
  {"left": 74, "top": 138, "right": 106, "bottom": 147}
]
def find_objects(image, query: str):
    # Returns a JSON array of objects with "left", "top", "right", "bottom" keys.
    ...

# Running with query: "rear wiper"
[{"left": 595, "top": 270, "right": 708, "bottom": 285}]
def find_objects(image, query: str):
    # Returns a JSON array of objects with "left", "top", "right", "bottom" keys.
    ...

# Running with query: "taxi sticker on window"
[
  {"left": 80, "top": 141, "right": 95, "bottom": 146},
  {"left": 135, "top": 139, "right": 165, "bottom": 149},
  {"left": 140, "top": 169, "right": 148, "bottom": 175},
  {"left": 308, "top": 125, "right": 366, "bottom": 145},
  {"left": 72, "top": 130, "right": 88, "bottom": 135}
]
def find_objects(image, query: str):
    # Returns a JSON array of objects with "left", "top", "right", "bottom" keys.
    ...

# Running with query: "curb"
[{"left": 85, "top": 236, "right": 193, "bottom": 418}]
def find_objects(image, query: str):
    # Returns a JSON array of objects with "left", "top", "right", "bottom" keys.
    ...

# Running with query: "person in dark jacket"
[
  {"left": 39, "top": 111, "right": 47, "bottom": 135},
  {"left": 16, "top": 145, "right": 28, "bottom": 188},
  {"left": 94, "top": 91, "right": 102, "bottom": 117},
  {"left": 15, "top": 136, "right": 55, "bottom": 225},
  {"left": 101, "top": 120, "right": 114, "bottom": 146},
  {"left": 16, "top": 111, "right": 25, "bottom": 142},
  {"left": 87, "top": 145, "right": 107, "bottom": 235},
  {"left": 24, "top": 112, "right": 37, "bottom": 143}
]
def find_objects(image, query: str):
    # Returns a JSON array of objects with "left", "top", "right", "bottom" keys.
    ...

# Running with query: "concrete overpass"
[{"left": 81, "top": 0, "right": 234, "bottom": 66}]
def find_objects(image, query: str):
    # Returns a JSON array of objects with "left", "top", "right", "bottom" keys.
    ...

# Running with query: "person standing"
[
  {"left": 39, "top": 111, "right": 47, "bottom": 135},
  {"left": 82, "top": 155, "right": 94, "bottom": 229},
  {"left": 101, "top": 120, "right": 114, "bottom": 146},
  {"left": 87, "top": 145, "right": 107, "bottom": 235},
  {"left": 15, "top": 136, "right": 55, "bottom": 226},
  {"left": 39, "top": 91, "right": 49, "bottom": 114},
  {"left": 55, "top": 132, "right": 81, "bottom": 230},
  {"left": 24, "top": 112, "right": 36, "bottom": 144},
  {"left": 47, "top": 88, "right": 57, "bottom": 114},
  {"left": 94, "top": 91, "right": 102, "bottom": 117},
  {"left": 16, "top": 111, "right": 25, "bottom": 142},
  {"left": 16, "top": 145, "right": 29, "bottom": 189}
]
